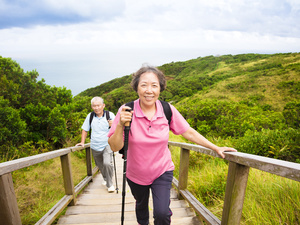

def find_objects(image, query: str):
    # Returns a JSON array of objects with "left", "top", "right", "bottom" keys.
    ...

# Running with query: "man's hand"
[
  {"left": 108, "top": 119, "right": 113, "bottom": 127},
  {"left": 75, "top": 143, "right": 84, "bottom": 147}
]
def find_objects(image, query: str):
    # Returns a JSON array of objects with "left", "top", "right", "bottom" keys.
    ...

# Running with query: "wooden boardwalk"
[{"left": 57, "top": 153, "right": 201, "bottom": 225}]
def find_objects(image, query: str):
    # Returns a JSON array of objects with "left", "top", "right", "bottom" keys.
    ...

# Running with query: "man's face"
[{"left": 91, "top": 100, "right": 105, "bottom": 116}]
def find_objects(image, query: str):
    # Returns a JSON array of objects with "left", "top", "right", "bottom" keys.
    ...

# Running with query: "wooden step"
[
  {"left": 56, "top": 153, "right": 202, "bottom": 225},
  {"left": 57, "top": 216, "right": 201, "bottom": 225},
  {"left": 57, "top": 207, "right": 198, "bottom": 224}
]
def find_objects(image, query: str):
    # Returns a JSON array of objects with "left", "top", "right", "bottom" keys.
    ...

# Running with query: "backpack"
[
  {"left": 119, "top": 100, "right": 172, "bottom": 156},
  {"left": 89, "top": 110, "right": 111, "bottom": 133}
]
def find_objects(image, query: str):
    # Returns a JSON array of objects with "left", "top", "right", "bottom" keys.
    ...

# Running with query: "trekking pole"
[
  {"left": 113, "top": 153, "right": 119, "bottom": 194},
  {"left": 121, "top": 119, "right": 130, "bottom": 225}
]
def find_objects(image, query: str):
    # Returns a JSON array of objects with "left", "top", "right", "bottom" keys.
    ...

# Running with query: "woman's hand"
[
  {"left": 119, "top": 106, "right": 133, "bottom": 126},
  {"left": 182, "top": 127, "right": 237, "bottom": 159},
  {"left": 214, "top": 146, "right": 237, "bottom": 159}
]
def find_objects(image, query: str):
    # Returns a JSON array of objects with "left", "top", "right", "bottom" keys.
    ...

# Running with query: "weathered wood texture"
[
  {"left": 169, "top": 142, "right": 300, "bottom": 225},
  {"left": 221, "top": 162, "right": 249, "bottom": 225},
  {"left": 57, "top": 153, "right": 201, "bottom": 225},
  {"left": 0, "top": 173, "right": 22, "bottom": 225},
  {"left": 0, "top": 142, "right": 299, "bottom": 225}
]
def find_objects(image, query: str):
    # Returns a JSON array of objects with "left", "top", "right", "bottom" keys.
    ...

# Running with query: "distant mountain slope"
[{"left": 77, "top": 52, "right": 300, "bottom": 113}]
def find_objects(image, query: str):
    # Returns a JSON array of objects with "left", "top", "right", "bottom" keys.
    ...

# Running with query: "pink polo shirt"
[{"left": 108, "top": 99, "right": 190, "bottom": 185}]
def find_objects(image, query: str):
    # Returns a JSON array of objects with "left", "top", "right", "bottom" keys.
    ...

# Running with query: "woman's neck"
[{"left": 140, "top": 101, "right": 156, "bottom": 120}]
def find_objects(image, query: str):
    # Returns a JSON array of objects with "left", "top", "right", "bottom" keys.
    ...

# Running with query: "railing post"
[
  {"left": 221, "top": 161, "right": 250, "bottom": 225},
  {"left": 0, "top": 173, "right": 22, "bottom": 225},
  {"left": 178, "top": 147, "right": 190, "bottom": 199},
  {"left": 60, "top": 154, "right": 76, "bottom": 206},
  {"left": 86, "top": 147, "right": 93, "bottom": 177}
]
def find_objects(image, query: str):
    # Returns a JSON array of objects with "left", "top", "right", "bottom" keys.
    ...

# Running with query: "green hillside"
[
  {"left": 77, "top": 52, "right": 300, "bottom": 162},
  {"left": 78, "top": 53, "right": 300, "bottom": 113},
  {"left": 2, "top": 53, "right": 299, "bottom": 225},
  {"left": 1, "top": 53, "right": 299, "bottom": 163}
]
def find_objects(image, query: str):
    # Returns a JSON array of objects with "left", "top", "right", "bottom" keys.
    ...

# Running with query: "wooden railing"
[
  {"left": 0, "top": 142, "right": 299, "bottom": 225},
  {"left": 168, "top": 141, "right": 300, "bottom": 225},
  {"left": 0, "top": 144, "right": 96, "bottom": 225}
]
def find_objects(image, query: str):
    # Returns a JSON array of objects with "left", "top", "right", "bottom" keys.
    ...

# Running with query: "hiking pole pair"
[{"left": 121, "top": 119, "right": 131, "bottom": 225}]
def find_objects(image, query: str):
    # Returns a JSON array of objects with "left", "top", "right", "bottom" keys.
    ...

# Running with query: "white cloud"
[{"left": 0, "top": 0, "right": 299, "bottom": 95}]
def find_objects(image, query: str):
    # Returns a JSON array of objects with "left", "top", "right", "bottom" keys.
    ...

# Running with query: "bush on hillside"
[{"left": 234, "top": 128, "right": 300, "bottom": 162}]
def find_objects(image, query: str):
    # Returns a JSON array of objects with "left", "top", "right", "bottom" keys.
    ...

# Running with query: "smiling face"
[{"left": 137, "top": 72, "right": 161, "bottom": 109}]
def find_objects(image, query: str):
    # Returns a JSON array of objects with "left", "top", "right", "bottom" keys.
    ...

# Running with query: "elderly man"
[{"left": 76, "top": 96, "right": 115, "bottom": 192}]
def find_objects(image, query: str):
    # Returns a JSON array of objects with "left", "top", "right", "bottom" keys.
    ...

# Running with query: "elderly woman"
[{"left": 108, "top": 65, "right": 236, "bottom": 225}]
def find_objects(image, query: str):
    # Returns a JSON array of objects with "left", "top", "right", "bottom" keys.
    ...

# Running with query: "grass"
[
  {"left": 169, "top": 132, "right": 300, "bottom": 225},
  {"left": 9, "top": 132, "right": 300, "bottom": 225},
  {"left": 12, "top": 151, "right": 88, "bottom": 225}
]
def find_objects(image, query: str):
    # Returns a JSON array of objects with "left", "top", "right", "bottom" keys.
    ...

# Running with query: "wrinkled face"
[
  {"left": 91, "top": 100, "right": 105, "bottom": 116},
  {"left": 137, "top": 72, "right": 160, "bottom": 108}
]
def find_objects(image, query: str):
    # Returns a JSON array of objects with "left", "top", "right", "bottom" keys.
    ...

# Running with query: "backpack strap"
[
  {"left": 89, "top": 111, "right": 95, "bottom": 130},
  {"left": 90, "top": 110, "right": 111, "bottom": 129},
  {"left": 105, "top": 110, "right": 110, "bottom": 121},
  {"left": 160, "top": 100, "right": 172, "bottom": 126},
  {"left": 105, "top": 110, "right": 112, "bottom": 128}
]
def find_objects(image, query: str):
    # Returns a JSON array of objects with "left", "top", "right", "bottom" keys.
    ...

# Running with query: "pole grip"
[{"left": 125, "top": 121, "right": 130, "bottom": 127}]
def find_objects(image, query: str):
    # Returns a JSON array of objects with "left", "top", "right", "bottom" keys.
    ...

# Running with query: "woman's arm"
[
  {"left": 181, "top": 127, "right": 237, "bottom": 158},
  {"left": 108, "top": 124, "right": 125, "bottom": 152}
]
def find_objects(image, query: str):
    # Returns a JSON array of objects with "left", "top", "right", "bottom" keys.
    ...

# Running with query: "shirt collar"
[{"left": 134, "top": 99, "right": 164, "bottom": 119}]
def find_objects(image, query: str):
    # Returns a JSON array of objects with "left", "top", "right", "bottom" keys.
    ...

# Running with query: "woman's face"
[{"left": 137, "top": 72, "right": 160, "bottom": 108}]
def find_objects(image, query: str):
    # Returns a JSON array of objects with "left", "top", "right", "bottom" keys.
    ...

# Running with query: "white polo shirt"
[{"left": 82, "top": 111, "right": 115, "bottom": 151}]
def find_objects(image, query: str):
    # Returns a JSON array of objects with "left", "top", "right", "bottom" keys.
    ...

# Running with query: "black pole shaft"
[
  {"left": 121, "top": 125, "right": 130, "bottom": 225},
  {"left": 113, "top": 153, "right": 118, "bottom": 194}
]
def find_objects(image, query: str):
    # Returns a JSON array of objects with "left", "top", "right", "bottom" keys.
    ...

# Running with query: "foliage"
[
  {"left": 1, "top": 53, "right": 300, "bottom": 163},
  {"left": 0, "top": 97, "right": 27, "bottom": 146},
  {"left": 2, "top": 52, "right": 300, "bottom": 225},
  {"left": 234, "top": 128, "right": 300, "bottom": 162},
  {"left": 0, "top": 57, "right": 77, "bottom": 161},
  {"left": 283, "top": 100, "right": 300, "bottom": 129},
  {"left": 177, "top": 99, "right": 286, "bottom": 138}
]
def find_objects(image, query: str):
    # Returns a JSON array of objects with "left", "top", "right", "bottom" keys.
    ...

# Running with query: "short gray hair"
[{"left": 91, "top": 96, "right": 104, "bottom": 105}]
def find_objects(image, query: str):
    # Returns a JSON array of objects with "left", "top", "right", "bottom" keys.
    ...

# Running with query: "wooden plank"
[
  {"left": 168, "top": 142, "right": 300, "bottom": 181},
  {"left": 57, "top": 207, "right": 195, "bottom": 224},
  {"left": 0, "top": 173, "right": 22, "bottom": 225},
  {"left": 56, "top": 216, "right": 201, "bottom": 225},
  {"left": 179, "top": 147, "right": 190, "bottom": 191},
  {"left": 180, "top": 189, "right": 221, "bottom": 225},
  {"left": 70, "top": 144, "right": 90, "bottom": 153},
  {"left": 225, "top": 152, "right": 300, "bottom": 182},
  {"left": 74, "top": 176, "right": 92, "bottom": 195},
  {"left": 36, "top": 195, "right": 73, "bottom": 225},
  {"left": 0, "top": 148, "right": 71, "bottom": 175},
  {"left": 0, "top": 144, "right": 91, "bottom": 176},
  {"left": 221, "top": 162, "right": 249, "bottom": 225},
  {"left": 67, "top": 199, "right": 188, "bottom": 214},
  {"left": 60, "top": 154, "right": 76, "bottom": 206}
]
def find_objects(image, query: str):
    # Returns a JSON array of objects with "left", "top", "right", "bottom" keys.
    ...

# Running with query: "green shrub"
[{"left": 234, "top": 128, "right": 300, "bottom": 162}]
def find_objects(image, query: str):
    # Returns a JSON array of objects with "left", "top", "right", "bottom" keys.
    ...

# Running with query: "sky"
[{"left": 0, "top": 0, "right": 300, "bottom": 96}]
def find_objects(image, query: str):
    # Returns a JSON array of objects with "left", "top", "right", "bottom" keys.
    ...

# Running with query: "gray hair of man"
[{"left": 91, "top": 96, "right": 104, "bottom": 105}]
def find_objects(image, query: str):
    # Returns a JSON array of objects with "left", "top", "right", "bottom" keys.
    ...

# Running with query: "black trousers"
[{"left": 127, "top": 170, "right": 173, "bottom": 225}]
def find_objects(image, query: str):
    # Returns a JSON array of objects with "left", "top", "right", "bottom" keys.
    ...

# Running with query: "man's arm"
[{"left": 76, "top": 130, "right": 88, "bottom": 146}]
